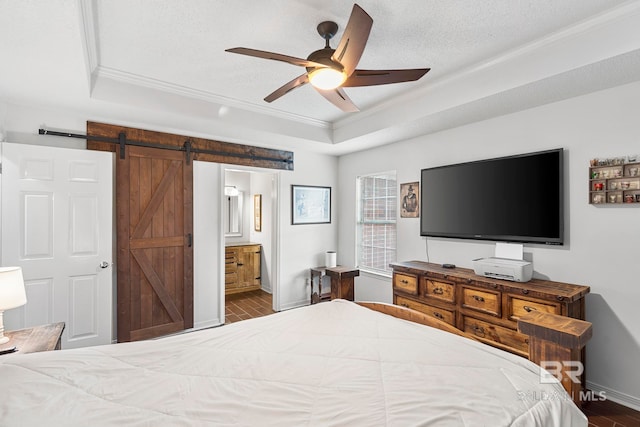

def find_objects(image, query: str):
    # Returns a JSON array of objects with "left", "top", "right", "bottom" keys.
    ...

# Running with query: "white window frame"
[{"left": 355, "top": 171, "right": 397, "bottom": 277}]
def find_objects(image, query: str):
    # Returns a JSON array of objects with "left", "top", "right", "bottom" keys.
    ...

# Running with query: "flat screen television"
[{"left": 420, "top": 148, "right": 564, "bottom": 245}]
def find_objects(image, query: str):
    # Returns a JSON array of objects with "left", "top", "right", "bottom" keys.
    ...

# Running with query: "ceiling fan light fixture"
[{"left": 308, "top": 67, "right": 347, "bottom": 90}]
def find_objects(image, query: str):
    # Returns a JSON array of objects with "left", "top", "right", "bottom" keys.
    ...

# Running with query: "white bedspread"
[{"left": 0, "top": 299, "right": 586, "bottom": 426}]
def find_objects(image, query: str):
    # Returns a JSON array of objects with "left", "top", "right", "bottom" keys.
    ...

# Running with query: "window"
[{"left": 356, "top": 172, "right": 397, "bottom": 275}]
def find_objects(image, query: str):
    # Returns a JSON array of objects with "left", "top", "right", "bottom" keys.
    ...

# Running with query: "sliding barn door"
[{"left": 117, "top": 146, "right": 193, "bottom": 342}]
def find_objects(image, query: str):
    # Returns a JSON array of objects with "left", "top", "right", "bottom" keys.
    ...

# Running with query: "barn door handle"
[{"left": 186, "top": 233, "right": 192, "bottom": 247}]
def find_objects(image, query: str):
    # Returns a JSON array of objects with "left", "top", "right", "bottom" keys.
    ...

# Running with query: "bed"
[{"left": 0, "top": 299, "right": 586, "bottom": 426}]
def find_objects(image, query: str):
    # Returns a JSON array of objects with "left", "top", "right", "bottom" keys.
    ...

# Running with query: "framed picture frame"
[
  {"left": 291, "top": 185, "right": 331, "bottom": 225},
  {"left": 400, "top": 182, "right": 419, "bottom": 218},
  {"left": 254, "top": 194, "right": 262, "bottom": 232}
]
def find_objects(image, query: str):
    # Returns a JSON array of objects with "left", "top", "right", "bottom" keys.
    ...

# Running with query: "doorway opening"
[{"left": 222, "top": 167, "right": 280, "bottom": 323}]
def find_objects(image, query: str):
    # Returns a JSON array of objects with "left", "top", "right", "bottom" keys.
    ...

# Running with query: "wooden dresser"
[
  {"left": 225, "top": 243, "right": 261, "bottom": 295},
  {"left": 390, "top": 261, "right": 590, "bottom": 358}
]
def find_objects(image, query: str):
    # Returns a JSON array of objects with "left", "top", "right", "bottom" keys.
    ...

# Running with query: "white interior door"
[{"left": 1, "top": 142, "right": 113, "bottom": 349}]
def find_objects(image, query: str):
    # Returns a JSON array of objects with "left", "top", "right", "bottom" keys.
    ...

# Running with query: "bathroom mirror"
[{"left": 224, "top": 191, "right": 243, "bottom": 237}]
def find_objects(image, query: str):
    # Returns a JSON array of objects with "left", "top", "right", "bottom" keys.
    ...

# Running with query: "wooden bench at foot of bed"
[{"left": 357, "top": 302, "right": 592, "bottom": 408}]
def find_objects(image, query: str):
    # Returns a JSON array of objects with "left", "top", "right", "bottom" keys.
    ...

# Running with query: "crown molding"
[
  {"left": 77, "top": 0, "right": 331, "bottom": 132},
  {"left": 78, "top": 0, "right": 99, "bottom": 93},
  {"left": 92, "top": 66, "right": 331, "bottom": 130}
]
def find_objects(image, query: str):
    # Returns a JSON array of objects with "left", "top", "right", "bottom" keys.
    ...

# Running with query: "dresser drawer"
[
  {"left": 393, "top": 273, "right": 419, "bottom": 295},
  {"left": 461, "top": 287, "right": 501, "bottom": 317},
  {"left": 508, "top": 295, "right": 561, "bottom": 320},
  {"left": 396, "top": 296, "right": 456, "bottom": 326},
  {"left": 462, "top": 316, "right": 529, "bottom": 357},
  {"left": 424, "top": 279, "right": 455, "bottom": 303}
]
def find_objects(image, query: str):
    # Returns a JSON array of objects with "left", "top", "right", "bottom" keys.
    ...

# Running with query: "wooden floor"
[
  {"left": 225, "top": 289, "right": 275, "bottom": 324},
  {"left": 224, "top": 290, "right": 640, "bottom": 426},
  {"left": 584, "top": 398, "right": 640, "bottom": 427}
]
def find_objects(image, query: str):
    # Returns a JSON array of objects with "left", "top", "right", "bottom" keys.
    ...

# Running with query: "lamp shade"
[{"left": 0, "top": 267, "right": 27, "bottom": 310}]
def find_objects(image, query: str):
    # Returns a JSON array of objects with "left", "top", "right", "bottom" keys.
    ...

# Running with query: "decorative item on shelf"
[
  {"left": 589, "top": 156, "right": 640, "bottom": 205},
  {"left": 0, "top": 267, "right": 27, "bottom": 345},
  {"left": 325, "top": 251, "right": 337, "bottom": 268}
]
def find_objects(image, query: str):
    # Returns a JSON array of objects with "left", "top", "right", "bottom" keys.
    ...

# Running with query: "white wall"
[
  {"left": 278, "top": 150, "right": 339, "bottom": 310},
  {"left": 249, "top": 171, "right": 276, "bottom": 293},
  {"left": 193, "top": 161, "right": 223, "bottom": 328},
  {"left": 338, "top": 80, "right": 640, "bottom": 409}
]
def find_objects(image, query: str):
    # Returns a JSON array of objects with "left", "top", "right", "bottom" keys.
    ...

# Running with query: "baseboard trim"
[
  {"left": 193, "top": 319, "right": 222, "bottom": 330},
  {"left": 279, "top": 299, "right": 308, "bottom": 311},
  {"left": 587, "top": 380, "right": 640, "bottom": 411}
]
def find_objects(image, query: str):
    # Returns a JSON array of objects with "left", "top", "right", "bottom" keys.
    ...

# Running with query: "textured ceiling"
[
  {"left": 94, "top": 0, "right": 626, "bottom": 122},
  {"left": 0, "top": 0, "right": 639, "bottom": 154}
]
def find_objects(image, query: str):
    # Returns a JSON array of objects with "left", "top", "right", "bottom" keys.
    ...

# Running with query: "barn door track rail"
[{"left": 38, "top": 128, "right": 294, "bottom": 168}]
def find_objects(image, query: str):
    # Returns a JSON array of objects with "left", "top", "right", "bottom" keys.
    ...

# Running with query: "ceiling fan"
[{"left": 225, "top": 4, "right": 430, "bottom": 112}]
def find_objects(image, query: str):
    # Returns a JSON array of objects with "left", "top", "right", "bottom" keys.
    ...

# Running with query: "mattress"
[{"left": 0, "top": 299, "right": 586, "bottom": 426}]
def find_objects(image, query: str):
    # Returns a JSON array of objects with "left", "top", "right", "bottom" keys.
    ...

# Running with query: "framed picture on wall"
[
  {"left": 254, "top": 194, "right": 262, "bottom": 232},
  {"left": 291, "top": 185, "right": 331, "bottom": 225},
  {"left": 400, "top": 182, "right": 419, "bottom": 218}
]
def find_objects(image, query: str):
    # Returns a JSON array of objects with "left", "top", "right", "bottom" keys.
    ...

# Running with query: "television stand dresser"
[{"left": 390, "top": 261, "right": 590, "bottom": 358}]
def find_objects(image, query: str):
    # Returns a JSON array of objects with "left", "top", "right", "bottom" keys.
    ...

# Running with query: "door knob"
[{"left": 99, "top": 261, "right": 110, "bottom": 269}]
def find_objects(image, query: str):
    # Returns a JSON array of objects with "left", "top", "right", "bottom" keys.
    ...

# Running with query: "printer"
[{"left": 472, "top": 257, "right": 533, "bottom": 282}]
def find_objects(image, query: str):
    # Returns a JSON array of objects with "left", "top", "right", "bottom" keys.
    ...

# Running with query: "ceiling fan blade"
[
  {"left": 264, "top": 73, "right": 310, "bottom": 103},
  {"left": 314, "top": 87, "right": 359, "bottom": 112},
  {"left": 331, "top": 4, "right": 373, "bottom": 77},
  {"left": 342, "top": 68, "right": 430, "bottom": 87},
  {"left": 226, "top": 47, "right": 327, "bottom": 68}
]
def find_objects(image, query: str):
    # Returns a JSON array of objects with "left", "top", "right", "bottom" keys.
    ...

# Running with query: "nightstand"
[{"left": 0, "top": 322, "right": 65, "bottom": 355}]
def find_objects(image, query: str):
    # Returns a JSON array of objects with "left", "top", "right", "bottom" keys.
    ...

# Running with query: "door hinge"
[{"left": 0, "top": 163, "right": 2, "bottom": 174}]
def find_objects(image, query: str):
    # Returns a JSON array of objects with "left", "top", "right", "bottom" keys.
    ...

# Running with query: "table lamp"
[{"left": 0, "top": 267, "right": 27, "bottom": 345}]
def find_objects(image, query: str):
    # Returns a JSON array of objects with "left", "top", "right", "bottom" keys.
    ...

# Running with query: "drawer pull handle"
[
  {"left": 400, "top": 279, "right": 409, "bottom": 284},
  {"left": 433, "top": 287, "right": 444, "bottom": 295},
  {"left": 237, "top": 263, "right": 244, "bottom": 266},
  {"left": 401, "top": 303, "right": 409, "bottom": 308},
  {"left": 433, "top": 312, "right": 444, "bottom": 320},
  {"left": 523, "top": 305, "right": 536, "bottom": 312},
  {"left": 473, "top": 326, "right": 485, "bottom": 336},
  {"left": 522, "top": 289, "right": 529, "bottom": 295},
  {"left": 473, "top": 295, "right": 485, "bottom": 302}
]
